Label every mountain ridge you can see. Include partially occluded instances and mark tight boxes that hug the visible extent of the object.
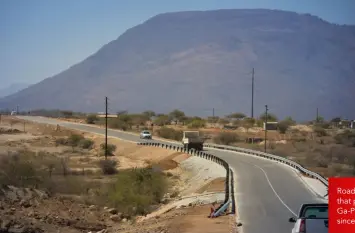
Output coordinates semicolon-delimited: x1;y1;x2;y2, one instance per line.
1;9;354;120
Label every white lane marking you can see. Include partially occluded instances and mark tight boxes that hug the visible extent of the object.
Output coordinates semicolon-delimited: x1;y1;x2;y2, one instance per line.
251;163;297;216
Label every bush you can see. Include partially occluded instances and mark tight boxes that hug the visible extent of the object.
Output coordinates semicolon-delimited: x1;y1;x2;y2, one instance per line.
187;119;206;129
213;132;239;145
334;130;355;147
100;143;117;156
98;159;118;175
156;127;182;141
278;120;291;134
79;138;94;149
106;167;168;216
314;127;327;137
86;114;99;124
109;119;130;131
55;137;68;146
68;133;85;147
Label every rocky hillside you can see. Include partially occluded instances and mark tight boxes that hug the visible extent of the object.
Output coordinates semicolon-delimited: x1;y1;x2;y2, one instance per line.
1;9;354;120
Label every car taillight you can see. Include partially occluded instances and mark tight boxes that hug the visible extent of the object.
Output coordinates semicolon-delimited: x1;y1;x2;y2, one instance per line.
298;219;305;233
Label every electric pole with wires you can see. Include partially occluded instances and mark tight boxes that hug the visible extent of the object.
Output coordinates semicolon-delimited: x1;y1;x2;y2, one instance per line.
264;105;268;153
105;97;108;160
251;68;254;119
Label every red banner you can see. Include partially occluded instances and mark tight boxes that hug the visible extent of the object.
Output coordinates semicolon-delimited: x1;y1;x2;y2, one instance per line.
329;177;355;233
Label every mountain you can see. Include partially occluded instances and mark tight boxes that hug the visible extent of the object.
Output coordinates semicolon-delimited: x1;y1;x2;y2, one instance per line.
0;83;31;98
1;9;354;120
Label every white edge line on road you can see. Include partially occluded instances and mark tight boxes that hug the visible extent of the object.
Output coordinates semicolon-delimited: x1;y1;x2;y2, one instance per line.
229;166;244;233
206;146;328;200
251;163;297;216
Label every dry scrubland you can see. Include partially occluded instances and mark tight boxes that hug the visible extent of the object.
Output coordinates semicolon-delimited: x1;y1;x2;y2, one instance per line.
55;111;355;178
0;116;232;233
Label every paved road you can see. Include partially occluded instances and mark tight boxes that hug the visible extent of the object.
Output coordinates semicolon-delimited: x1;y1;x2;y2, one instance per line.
18;116;324;233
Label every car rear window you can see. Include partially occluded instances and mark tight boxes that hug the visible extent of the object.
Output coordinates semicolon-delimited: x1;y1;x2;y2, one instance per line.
303;206;328;219
143;131;150;134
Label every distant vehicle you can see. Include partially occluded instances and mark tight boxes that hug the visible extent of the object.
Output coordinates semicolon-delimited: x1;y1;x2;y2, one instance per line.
182;131;204;150
10;111;17;116
140;130;152;139
289;203;328;233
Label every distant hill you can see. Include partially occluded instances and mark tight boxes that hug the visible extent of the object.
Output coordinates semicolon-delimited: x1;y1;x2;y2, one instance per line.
0;83;31;98
0;9;354;120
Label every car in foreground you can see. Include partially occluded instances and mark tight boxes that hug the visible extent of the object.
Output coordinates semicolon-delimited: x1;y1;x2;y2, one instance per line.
288;203;328;233
140;130;152;139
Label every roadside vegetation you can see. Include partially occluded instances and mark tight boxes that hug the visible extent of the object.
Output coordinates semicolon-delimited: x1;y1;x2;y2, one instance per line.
15;109;355;178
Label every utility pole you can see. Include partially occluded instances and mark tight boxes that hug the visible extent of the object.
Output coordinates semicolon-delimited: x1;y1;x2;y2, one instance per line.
316;107;319;123
212;108;215;118
264;105;268;153
16;105;19;114
251;68;254;119
105;97;108;160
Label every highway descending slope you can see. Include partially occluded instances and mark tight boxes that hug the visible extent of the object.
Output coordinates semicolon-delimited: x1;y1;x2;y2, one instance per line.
18;116;325;233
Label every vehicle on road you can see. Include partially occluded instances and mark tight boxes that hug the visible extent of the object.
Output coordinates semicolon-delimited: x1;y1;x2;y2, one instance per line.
182;131;204;150
289;203;328;233
140;130;152;139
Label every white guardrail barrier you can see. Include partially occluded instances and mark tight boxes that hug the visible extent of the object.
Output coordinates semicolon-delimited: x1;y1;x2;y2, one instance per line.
204;143;329;187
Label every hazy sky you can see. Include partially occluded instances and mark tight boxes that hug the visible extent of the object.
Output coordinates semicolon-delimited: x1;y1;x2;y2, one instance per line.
1;0;354;89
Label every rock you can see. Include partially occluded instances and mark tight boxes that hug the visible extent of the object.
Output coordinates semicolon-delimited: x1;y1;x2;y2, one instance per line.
121;218;127;223
109;215;121;222
103;207;109;210
107;208;117;214
20;200;31;208
89;205;96;210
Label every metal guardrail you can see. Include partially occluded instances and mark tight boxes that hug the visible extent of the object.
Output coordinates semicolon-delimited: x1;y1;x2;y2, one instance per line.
137;142;234;213
205;143;329;187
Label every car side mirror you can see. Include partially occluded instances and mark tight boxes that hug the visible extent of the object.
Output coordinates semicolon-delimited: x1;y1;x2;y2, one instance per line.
289;217;296;223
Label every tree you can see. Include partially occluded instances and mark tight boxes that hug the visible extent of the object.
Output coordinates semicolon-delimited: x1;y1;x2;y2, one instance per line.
330;117;341;123
284;116;296;125
168;109;185;122
226;112;246;119
241;117;255;131
218;118;230;125
187;119;206;129
316;116;324;123
61;111;73;118
154;115;170;126
86;114;99;124
278;121;291;134
259;113;278;122
207;116;219;123
142;111;156;119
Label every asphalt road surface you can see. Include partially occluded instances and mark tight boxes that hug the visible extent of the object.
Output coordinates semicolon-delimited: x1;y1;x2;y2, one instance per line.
18;116;325;233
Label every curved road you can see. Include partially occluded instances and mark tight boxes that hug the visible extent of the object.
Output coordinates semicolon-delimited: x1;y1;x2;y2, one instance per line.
18;116;325;233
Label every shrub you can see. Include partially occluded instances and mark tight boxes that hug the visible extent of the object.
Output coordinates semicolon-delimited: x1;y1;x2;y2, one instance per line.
68;133;85;147
109;119;129;131
100;143;117;156
278;120;291;134
106;167;168;216
98;159;118;175
55;137;68;146
213;132;239;145
314;127;327;137
156;127;182;141
79;138;94;149
187;119;206;129
334;130;355;147
86;114;99;124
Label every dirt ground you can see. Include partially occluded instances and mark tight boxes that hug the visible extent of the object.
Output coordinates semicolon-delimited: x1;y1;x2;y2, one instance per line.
0;116;233;233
